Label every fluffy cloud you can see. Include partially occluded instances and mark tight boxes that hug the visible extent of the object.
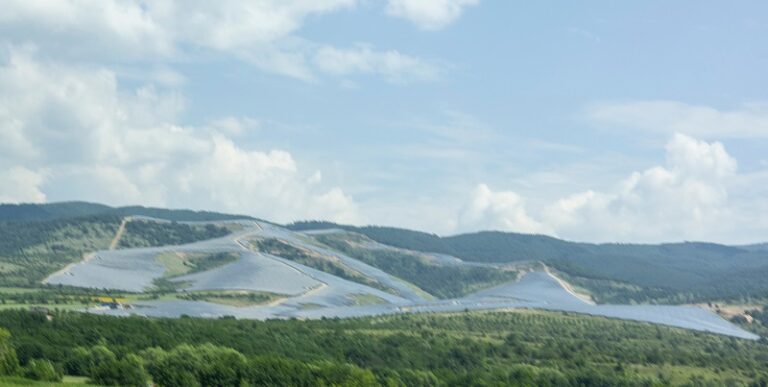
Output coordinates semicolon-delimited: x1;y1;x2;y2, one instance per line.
461;134;765;243
0;167;47;204
0;50;361;224
458;184;549;234
0;0;441;83
0;0;353;57
386;0;479;30
587;100;768;138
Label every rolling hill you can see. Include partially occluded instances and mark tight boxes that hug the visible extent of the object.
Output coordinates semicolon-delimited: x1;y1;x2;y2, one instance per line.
1;201;767;386
0;202;758;337
2;202;768;305
288;221;768;304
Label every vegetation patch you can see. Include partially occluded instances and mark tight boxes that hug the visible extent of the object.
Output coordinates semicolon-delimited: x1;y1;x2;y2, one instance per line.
314;233;518;299
154;251;239;278
252;238;396;295
348;293;388;306
0;216;120;287
177;290;280;307
0;263;23;274
117;220;232;249
298;302;324;310
739;304;768;337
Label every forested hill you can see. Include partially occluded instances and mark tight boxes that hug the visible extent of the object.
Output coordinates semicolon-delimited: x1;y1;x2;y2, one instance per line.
0;202;256;222
287;221;761;265
742;243;768;252
288;221;768;303
2;203;768;304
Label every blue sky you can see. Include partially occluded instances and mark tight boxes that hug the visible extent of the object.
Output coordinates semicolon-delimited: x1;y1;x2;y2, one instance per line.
0;1;767;243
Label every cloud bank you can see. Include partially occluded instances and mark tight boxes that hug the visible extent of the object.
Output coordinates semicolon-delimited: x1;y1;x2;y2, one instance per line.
458;133;767;243
0;0;445;83
0;50;360;224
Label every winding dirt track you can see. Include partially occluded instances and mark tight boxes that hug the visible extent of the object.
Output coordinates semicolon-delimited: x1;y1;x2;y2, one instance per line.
109;217;130;250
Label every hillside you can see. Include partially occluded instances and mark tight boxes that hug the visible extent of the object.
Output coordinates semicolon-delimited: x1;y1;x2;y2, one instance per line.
0;202;766;385
288;221;768;304
3;202;768;305
0;205;756;341
0;215;236;287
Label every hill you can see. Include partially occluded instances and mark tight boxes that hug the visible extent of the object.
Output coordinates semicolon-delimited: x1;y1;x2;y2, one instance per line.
0;202;768;304
288;221;768;304
2;201;767;305
0;201;765;387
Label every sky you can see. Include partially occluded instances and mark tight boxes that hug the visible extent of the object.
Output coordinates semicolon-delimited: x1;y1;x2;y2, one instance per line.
1;0;767;244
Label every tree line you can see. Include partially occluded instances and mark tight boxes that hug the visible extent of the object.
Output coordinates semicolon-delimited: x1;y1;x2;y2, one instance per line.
2;309;767;386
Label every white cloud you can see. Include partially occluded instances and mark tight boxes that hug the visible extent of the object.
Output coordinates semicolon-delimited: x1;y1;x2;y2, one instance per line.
0;0;353;58
458;184;549;234
314;44;440;83
0;167;46;204
47;165;151;206
542;134;741;242
0;50;361;224
314;45;440;83
664;133;736;178
458;134;768;243
0;1;439;83
587;100;768;138
386;0;479;30
210;116;262;136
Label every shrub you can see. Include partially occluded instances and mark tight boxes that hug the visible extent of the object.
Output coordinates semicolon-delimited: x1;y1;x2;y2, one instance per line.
23;359;61;382
0;328;20;376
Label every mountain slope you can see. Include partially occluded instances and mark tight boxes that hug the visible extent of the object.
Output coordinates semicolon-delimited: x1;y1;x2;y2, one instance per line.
288;221;768;303
2;202;768;304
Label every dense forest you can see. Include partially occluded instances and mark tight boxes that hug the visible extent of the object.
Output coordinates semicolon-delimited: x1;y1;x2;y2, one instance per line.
1;309;767;386
290;221;768;304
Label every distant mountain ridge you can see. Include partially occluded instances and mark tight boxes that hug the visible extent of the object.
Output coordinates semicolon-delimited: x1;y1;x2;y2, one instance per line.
0;201;257;222
742;243;768;252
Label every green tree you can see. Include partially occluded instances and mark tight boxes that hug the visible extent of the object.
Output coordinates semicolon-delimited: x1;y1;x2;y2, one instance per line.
22;359;61;382
149;344;203;387
64;347;91;376
0;328;20;376
91;354;149;387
